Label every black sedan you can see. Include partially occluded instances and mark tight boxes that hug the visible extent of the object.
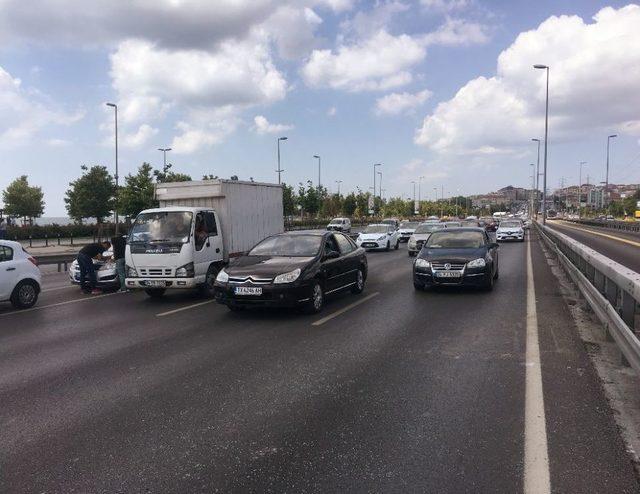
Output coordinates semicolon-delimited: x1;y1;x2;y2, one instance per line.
214;231;367;313
413;228;499;291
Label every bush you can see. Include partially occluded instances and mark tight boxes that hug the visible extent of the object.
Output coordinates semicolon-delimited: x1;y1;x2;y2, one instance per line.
5;222;126;240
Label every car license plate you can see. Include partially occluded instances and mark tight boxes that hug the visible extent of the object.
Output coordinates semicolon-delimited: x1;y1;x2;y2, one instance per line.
145;280;166;288
436;271;461;278
235;287;262;296
363;242;377;247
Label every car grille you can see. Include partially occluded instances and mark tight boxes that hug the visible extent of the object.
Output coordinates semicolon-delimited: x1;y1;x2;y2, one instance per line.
139;268;173;277
431;262;465;271
228;276;273;285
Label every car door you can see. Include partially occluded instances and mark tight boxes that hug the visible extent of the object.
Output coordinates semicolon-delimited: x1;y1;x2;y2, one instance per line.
388;225;399;246
334;233;359;284
321;234;346;292
485;232;498;275
0;245;19;301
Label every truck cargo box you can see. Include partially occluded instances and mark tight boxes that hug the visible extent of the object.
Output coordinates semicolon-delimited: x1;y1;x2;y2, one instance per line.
155;179;283;260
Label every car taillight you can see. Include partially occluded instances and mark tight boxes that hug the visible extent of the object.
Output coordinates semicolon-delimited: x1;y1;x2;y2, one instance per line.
28;257;38;266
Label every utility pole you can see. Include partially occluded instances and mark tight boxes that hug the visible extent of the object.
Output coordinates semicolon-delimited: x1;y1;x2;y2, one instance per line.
313;155;321;191
106;102;119;235
533;64;550;224
605;134;617;211
578;161;586;219
378;171;382;199
276;136;287;184
335;180;342;195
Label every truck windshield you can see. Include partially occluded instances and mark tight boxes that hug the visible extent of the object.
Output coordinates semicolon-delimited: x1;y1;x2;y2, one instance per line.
249;235;322;257
129;211;193;244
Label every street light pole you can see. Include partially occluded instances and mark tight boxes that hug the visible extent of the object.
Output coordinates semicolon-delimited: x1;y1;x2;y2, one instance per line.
373;163;381;215
531;138;541;219
377;171;382;200
313;155;321;191
335;180;342;195
533;64;549;225
605;134;617;209
529;163;535;220
411;181;416;215
578;161;586;219
106;102;119;235
276;136;288;184
158;147;172;169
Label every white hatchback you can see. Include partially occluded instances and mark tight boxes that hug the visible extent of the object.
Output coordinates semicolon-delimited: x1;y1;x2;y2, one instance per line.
356;224;400;251
0;240;42;309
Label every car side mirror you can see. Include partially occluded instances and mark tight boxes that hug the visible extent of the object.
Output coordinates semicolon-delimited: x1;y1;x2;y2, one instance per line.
324;251;339;260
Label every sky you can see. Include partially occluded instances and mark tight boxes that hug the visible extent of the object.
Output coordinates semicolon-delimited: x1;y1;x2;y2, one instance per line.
1;0;639;216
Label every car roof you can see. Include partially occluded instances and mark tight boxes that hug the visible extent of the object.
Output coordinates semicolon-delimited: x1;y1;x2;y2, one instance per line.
138;206;201;214
278;230;329;236
367;223;391;227
431;227;486;233
0;239;23;249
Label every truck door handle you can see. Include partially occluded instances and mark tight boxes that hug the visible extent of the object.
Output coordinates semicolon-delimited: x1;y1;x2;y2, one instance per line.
6;267;15;271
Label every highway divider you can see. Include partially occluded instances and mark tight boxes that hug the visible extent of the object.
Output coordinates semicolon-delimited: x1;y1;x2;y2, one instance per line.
535;221;640;373
564;218;640;233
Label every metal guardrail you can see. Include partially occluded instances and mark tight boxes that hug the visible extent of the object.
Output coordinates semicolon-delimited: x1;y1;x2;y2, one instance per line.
535;222;640;372
566;218;640;233
35;254;76;272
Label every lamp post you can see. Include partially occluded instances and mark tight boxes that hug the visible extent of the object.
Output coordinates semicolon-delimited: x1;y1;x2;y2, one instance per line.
533;64;549;224
335;180;342;195
529;163;535;220
418;175;424;207
373;163;381;215
313;155;321;191
578;161;586;219
158;147;171;169
411;181;416;215
531;138;541;219
377;171;382;199
276;136;287;184
605;134;617;209
106;102;119;235
381;188;386;200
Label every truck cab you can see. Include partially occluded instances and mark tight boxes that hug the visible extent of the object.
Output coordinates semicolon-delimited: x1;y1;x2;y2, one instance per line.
125;207;223;296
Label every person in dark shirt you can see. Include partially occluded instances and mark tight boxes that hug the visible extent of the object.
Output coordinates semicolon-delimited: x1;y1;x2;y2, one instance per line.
110;236;127;292
77;241;111;294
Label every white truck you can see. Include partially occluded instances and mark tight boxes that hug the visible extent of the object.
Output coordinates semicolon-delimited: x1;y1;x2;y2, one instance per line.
125;179;284;297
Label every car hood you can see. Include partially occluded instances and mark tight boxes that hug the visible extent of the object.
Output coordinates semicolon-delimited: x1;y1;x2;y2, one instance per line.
410;233;432;241
399;228;415;233
226;256;315;277
358;233;389;240
497;226;523;232
419;247;487;263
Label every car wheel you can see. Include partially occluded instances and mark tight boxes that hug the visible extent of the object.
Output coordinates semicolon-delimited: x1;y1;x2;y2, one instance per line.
351;268;365;294
493;264;499;280
10;279;39;309
304;281;324;314
385;241;390;252
408;251;415;257
394;239;399;250
413;282;424;291
199;264;220;297
145;288;166;298
484;272;494;291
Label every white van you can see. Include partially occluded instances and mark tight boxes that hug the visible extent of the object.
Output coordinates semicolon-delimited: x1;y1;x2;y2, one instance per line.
125;179;284;297
326;217;351;233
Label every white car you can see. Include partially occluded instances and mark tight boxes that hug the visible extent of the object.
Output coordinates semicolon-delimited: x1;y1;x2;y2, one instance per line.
356;224;400;251
69;247;119;289
326;217;351;233
398;221;419;243
407;223;445;256
0;240;41;309
496;220;525;242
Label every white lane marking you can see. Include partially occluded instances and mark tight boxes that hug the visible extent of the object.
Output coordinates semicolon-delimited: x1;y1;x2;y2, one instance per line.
312;292;379;326
524;232;551;494
156;299;216;317
42;285;77;293
0;291;123;317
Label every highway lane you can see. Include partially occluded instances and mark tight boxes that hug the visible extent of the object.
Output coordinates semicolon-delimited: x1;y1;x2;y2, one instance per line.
546;220;640;273
1;239;638;493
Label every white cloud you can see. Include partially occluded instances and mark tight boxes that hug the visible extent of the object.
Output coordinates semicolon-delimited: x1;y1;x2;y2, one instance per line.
45;138;71;147
263;6;323;60
375;88;432;115
171;107;241;154
327;106;337;117
394;158;449;189
420;0;470;12
0;65;83;148
416;5;640;156
301;30;427;91
122;124;159;149
422;18;489;46
253;115;294;135
317;0;356;12
340;1;410;38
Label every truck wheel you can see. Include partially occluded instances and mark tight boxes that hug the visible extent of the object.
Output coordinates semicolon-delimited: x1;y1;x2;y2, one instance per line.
10;279;39;309
145;288;166;298
304;281;324;314
199;264;220;297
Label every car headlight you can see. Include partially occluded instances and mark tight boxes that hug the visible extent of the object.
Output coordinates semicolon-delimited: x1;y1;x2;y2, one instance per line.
415;259;431;269
215;269;229;283
175;262;195;278
467;258;486;268
126;265;137;277
273;268;301;284
98;262;113;271
377;235;386;241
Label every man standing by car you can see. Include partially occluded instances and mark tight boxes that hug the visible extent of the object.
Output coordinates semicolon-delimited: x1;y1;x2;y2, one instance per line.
77;240;111;294
111;235;127;292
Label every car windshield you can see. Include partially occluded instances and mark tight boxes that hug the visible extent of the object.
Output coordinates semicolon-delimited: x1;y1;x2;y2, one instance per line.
400;222;418;229
364;225;389;234
415;224;444;234
381;220;396;225
425;231;485;249
500;221;522;228
129;211;193;243
329;219;344;224
249;235;322;257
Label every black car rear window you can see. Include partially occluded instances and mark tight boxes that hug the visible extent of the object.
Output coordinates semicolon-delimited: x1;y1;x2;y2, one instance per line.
249;235;322;257
425;231;485;249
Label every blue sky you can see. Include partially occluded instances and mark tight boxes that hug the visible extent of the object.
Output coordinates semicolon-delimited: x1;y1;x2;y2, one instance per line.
1;0;639;216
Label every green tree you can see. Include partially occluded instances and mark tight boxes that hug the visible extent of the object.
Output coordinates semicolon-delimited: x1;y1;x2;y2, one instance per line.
343;192;357;216
118;163;157;218
2;175;45;224
65;165;114;223
282;183;296;216
298;181;321;216
154;163;192;183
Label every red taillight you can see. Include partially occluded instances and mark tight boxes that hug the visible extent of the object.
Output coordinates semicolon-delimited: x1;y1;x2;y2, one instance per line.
28;257;38;266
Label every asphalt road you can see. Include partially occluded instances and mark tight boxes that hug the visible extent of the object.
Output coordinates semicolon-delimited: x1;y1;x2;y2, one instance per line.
546;220;640;274
1;235;638;493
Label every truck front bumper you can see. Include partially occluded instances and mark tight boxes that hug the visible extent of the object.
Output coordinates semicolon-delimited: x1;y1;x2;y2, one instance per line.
125;277;199;289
